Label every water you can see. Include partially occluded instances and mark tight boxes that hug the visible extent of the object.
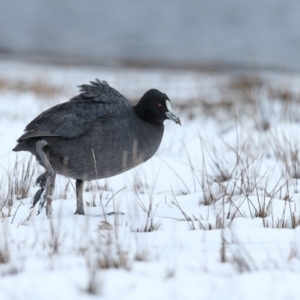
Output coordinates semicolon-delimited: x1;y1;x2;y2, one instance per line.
1;0;300;70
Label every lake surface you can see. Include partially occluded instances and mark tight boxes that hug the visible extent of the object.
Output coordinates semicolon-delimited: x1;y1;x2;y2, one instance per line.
0;1;300;70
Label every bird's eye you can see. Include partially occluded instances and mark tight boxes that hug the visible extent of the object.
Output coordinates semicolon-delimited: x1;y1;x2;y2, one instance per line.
157;103;162;107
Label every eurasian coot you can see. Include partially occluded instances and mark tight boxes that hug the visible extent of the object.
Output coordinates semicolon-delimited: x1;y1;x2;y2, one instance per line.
13;79;180;217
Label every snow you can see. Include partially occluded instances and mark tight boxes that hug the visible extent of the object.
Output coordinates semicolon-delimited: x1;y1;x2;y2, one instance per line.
1;60;300;299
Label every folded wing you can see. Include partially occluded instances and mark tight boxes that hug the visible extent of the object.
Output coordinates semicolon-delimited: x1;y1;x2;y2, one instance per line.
17;79;132;141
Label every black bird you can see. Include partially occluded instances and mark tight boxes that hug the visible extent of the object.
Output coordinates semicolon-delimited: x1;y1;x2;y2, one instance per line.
13;79;180;217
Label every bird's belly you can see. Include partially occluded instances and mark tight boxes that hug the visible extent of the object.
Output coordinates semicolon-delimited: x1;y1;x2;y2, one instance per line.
47;135;158;181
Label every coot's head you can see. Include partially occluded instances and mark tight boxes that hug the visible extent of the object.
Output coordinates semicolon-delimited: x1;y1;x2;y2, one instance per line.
134;89;181;125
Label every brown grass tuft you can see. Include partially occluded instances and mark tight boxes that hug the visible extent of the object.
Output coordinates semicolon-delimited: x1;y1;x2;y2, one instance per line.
0;78;64;96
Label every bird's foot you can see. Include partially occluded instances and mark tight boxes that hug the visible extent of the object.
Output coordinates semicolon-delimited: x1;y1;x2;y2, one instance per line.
36;173;47;186
31;172;54;216
31;173;47;210
74;206;85;215
107;212;125;215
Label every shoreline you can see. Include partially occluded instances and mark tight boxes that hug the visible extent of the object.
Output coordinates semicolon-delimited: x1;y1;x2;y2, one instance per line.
0;52;297;74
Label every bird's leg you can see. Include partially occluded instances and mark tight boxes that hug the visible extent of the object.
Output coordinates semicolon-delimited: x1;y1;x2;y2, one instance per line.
74;179;85;215
35;140;56;218
45;172;55;217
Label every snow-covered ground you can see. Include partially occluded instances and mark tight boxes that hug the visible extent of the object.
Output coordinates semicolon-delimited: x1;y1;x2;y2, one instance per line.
1;61;300;299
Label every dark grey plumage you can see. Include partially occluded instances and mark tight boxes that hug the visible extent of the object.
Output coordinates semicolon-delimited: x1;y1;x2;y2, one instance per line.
13;79;180;216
